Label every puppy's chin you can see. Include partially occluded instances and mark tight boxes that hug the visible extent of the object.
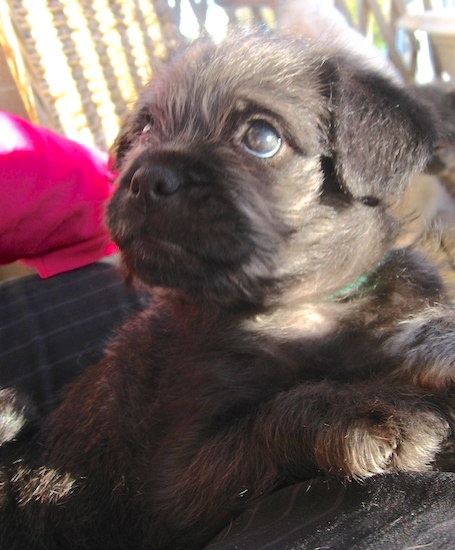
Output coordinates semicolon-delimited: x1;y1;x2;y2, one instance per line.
118;248;278;313
117;237;201;289
110;221;279;311
117;236;218;292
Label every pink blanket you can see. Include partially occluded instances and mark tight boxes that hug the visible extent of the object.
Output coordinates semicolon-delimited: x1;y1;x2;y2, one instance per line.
0;112;117;278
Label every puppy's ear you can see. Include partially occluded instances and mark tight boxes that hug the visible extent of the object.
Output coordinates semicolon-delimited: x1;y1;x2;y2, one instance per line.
407;84;455;146
323;59;438;204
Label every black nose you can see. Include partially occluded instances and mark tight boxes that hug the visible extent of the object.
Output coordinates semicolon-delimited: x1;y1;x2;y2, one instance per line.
129;165;182;211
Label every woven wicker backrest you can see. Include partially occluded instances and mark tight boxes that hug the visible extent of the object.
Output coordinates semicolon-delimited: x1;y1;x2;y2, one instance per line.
4;0;183;150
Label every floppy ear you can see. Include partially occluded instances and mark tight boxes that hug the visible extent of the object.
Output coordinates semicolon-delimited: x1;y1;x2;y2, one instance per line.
324;59;438;204
407;84;455;146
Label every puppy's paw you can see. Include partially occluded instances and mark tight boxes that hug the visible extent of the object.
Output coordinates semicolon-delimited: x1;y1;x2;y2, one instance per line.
313;403;450;479
0;388;39;447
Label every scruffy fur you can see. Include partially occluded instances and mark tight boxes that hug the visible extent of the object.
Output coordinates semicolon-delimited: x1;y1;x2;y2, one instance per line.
2;32;455;549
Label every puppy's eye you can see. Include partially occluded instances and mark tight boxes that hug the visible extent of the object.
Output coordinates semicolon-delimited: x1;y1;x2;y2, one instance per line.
141;122;152;144
242;120;282;158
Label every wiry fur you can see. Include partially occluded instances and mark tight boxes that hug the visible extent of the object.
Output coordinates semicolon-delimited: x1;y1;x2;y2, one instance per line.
1;31;455;549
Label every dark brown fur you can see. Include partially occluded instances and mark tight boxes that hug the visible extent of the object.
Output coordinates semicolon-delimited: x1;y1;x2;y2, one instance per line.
2;31;455;549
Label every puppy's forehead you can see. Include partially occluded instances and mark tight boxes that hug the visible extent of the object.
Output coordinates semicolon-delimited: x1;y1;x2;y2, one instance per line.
141;33;329;143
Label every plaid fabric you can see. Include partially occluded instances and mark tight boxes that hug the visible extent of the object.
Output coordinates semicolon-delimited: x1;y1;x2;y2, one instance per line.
0;262;146;413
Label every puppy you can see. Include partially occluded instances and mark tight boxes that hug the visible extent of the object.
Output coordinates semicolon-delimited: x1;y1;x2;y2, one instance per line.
1;31;455;550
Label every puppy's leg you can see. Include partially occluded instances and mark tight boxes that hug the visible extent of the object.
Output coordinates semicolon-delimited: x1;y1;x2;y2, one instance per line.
150;382;449;545
0;388;39;448
382;311;455;469
256;382;450;479
385;309;455;391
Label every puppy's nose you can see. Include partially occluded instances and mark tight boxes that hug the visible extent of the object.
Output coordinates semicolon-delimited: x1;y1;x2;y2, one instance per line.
129;166;182;210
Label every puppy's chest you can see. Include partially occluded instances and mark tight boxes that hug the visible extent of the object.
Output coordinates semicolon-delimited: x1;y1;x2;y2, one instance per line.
282;330;394;383
141;309;391;397
130;296;439;420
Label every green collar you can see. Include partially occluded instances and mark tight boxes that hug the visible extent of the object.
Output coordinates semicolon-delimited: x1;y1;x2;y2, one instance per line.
325;252;395;301
326;273;373;301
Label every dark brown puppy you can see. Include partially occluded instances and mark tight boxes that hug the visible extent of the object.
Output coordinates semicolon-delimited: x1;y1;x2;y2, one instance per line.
1;31;455;550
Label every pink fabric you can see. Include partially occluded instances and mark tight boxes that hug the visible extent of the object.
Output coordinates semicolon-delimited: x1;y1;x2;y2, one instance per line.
0;112;117;278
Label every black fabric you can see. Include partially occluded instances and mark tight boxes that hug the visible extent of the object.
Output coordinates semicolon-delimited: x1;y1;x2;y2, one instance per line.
0;262;146;413
207;471;455;549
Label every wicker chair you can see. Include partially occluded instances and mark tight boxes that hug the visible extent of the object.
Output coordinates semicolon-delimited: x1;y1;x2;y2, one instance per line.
0;0;183;150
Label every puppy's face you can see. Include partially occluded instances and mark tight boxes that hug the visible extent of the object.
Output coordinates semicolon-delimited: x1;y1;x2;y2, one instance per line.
107;32;436;311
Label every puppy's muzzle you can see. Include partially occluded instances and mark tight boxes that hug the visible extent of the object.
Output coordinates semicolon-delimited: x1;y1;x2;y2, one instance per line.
129;165;182;212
